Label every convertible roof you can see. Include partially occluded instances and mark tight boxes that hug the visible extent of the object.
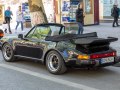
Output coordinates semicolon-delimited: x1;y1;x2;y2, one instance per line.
45;32;98;42
36;23;64;27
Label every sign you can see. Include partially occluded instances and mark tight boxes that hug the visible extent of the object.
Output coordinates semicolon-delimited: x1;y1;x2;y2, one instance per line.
61;0;70;22
22;3;31;21
69;1;79;22
61;0;80;22
101;57;114;64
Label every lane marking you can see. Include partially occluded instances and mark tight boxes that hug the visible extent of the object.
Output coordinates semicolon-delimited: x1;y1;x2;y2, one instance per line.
0;63;99;90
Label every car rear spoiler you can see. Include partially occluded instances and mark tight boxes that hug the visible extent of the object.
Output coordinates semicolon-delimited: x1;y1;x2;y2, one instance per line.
74;37;118;45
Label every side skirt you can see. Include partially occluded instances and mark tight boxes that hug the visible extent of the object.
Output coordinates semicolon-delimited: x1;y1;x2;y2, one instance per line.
14;55;44;62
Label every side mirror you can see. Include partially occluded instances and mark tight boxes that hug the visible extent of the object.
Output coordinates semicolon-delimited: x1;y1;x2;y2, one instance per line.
18;34;23;39
0;29;4;39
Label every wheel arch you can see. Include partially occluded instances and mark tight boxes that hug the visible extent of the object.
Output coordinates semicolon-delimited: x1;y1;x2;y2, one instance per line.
1;42;15;62
2;42;15;53
2;42;12;48
43;49;65;65
2;42;10;48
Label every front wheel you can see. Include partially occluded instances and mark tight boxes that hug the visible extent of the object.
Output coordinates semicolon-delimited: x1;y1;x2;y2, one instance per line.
46;51;67;74
2;43;15;62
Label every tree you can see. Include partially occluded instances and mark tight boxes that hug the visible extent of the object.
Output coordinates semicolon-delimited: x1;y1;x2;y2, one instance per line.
28;0;48;25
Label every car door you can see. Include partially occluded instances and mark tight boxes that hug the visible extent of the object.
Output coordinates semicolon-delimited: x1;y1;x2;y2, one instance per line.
14;26;51;59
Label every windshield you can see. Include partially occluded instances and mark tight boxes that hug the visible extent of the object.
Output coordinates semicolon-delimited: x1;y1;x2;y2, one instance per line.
25;24;65;39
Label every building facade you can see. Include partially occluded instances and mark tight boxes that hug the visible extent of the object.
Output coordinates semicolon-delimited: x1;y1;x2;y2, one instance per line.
0;0;100;25
54;0;99;25
99;0;120;19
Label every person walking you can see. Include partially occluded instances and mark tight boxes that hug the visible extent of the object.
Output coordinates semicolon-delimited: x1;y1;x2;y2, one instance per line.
4;6;13;34
76;3;85;34
111;5;119;27
15;6;24;33
119;7;120;17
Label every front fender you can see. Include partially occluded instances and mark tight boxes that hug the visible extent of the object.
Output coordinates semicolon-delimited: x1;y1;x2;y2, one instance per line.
1;38;17;51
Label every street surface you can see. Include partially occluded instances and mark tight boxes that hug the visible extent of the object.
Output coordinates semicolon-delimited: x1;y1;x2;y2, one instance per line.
0;23;120;90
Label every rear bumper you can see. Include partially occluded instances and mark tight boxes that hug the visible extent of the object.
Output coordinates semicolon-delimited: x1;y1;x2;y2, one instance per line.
66;57;120;67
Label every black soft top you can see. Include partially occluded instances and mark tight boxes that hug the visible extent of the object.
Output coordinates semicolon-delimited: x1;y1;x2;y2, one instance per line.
45;32;97;42
36;23;64;27
45;32;118;45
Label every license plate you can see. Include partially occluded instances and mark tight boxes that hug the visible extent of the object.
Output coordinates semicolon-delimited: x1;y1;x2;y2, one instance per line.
101;57;114;64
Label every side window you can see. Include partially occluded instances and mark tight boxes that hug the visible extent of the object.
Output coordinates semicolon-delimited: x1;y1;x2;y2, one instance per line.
26;26;51;39
50;26;65;36
50;26;60;36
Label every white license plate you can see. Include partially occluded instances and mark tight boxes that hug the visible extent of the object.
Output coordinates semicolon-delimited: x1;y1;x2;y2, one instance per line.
101;57;114;64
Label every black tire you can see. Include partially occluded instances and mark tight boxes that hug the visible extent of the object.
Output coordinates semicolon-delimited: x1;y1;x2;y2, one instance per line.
2;43;15;62
46;51;67;74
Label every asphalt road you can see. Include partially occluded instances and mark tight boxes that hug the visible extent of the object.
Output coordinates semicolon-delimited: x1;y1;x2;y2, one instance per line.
0;51;120;90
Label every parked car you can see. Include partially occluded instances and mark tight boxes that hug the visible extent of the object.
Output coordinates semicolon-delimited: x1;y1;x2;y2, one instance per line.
0;23;119;74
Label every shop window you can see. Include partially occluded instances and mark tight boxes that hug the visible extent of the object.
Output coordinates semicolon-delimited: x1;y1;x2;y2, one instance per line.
85;0;93;14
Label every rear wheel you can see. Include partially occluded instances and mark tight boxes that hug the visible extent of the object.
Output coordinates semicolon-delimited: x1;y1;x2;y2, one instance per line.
46;51;67;74
2;43;15;62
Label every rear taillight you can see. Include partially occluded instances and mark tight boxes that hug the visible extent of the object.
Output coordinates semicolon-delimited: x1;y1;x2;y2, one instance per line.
90;52;116;59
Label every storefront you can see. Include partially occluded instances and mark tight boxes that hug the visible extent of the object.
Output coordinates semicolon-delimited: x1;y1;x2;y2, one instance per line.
99;0;120;19
54;0;99;25
1;0;99;25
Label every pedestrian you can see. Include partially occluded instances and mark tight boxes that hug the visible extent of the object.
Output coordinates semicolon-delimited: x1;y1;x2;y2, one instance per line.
4;6;13;34
111;4;119;27
76;3;85;34
119;8;120;16
15;6;24;33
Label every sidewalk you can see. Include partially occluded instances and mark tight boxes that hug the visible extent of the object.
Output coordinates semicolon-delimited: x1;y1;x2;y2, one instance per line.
0;22;31;36
84;23;120;56
100;18;120;23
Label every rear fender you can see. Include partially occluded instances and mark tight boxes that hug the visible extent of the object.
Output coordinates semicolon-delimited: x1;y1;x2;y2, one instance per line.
43;49;67;65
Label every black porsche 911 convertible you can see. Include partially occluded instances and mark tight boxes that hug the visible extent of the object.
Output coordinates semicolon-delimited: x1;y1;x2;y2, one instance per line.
0;23;119;74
